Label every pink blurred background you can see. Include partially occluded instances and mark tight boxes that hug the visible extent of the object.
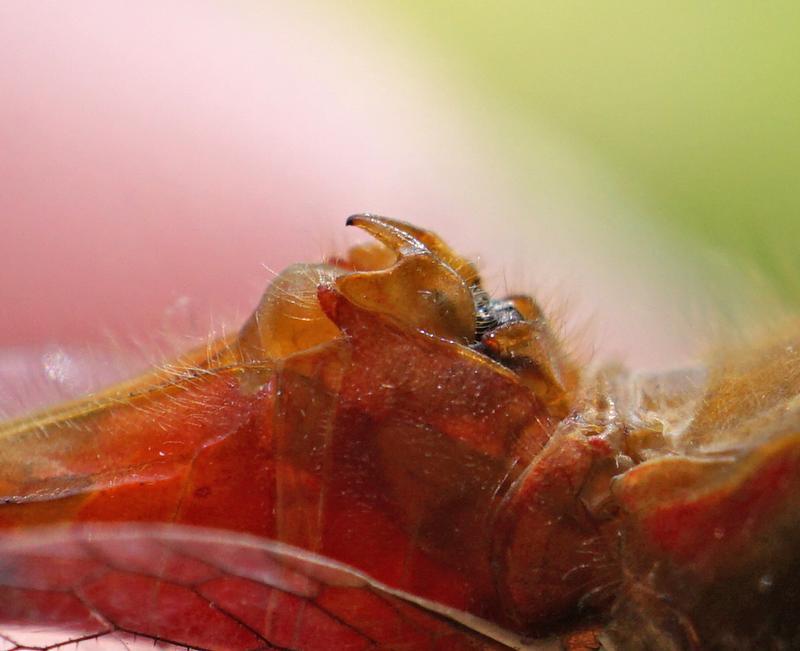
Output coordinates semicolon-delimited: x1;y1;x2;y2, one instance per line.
1;2;483;344
0;2;695;413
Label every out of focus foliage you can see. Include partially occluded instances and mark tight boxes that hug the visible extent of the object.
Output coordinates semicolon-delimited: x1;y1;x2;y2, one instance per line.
358;2;800;301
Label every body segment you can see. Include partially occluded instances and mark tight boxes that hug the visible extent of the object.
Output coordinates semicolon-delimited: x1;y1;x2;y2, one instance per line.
0;217;797;649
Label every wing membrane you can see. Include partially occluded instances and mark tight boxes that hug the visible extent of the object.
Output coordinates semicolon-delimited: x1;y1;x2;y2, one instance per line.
0;524;531;650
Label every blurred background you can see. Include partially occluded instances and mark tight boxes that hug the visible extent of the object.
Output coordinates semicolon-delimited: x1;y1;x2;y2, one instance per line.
1;2;798;409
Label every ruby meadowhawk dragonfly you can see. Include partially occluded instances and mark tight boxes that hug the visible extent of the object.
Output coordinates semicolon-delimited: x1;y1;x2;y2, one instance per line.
0;216;798;650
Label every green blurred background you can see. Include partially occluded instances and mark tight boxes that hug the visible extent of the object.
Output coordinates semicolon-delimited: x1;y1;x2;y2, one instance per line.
356;1;800;301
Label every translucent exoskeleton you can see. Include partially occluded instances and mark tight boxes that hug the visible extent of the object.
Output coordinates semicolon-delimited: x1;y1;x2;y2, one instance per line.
0;216;798;650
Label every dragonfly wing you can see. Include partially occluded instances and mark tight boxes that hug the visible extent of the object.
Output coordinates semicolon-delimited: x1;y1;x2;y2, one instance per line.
0;524;538;650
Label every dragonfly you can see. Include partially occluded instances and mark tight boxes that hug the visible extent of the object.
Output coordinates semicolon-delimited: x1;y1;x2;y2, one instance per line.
0;215;798;650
